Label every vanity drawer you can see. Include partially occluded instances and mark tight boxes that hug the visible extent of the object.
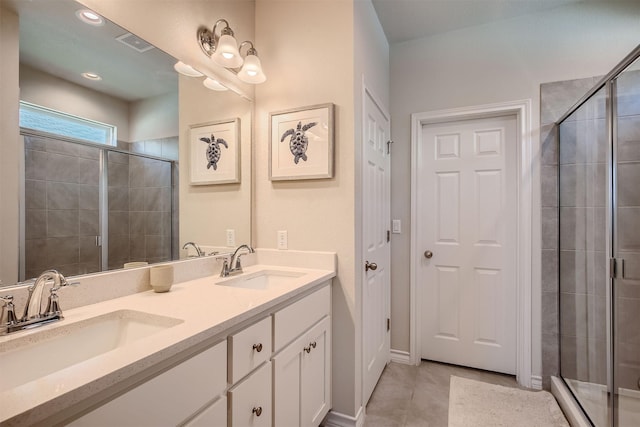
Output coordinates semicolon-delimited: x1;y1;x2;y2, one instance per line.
229;316;272;383
229;361;272;427
273;284;330;352
69;340;227;427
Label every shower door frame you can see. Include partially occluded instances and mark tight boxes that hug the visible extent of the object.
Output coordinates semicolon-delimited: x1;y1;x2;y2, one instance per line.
556;43;640;427
19;129;177;281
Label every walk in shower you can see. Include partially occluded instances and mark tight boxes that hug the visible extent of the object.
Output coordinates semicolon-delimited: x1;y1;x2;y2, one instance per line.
557;46;640;426
21;131;178;281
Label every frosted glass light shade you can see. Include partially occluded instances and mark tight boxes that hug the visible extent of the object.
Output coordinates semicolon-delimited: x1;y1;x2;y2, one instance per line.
211;34;242;68
174;61;203;77
203;77;228;91
237;54;266;84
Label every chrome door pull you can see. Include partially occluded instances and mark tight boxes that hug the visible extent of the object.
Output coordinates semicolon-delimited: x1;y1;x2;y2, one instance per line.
424;250;433;259
365;261;378;271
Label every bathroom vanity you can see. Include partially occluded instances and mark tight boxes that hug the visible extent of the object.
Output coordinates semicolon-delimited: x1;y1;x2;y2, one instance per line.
0;250;335;427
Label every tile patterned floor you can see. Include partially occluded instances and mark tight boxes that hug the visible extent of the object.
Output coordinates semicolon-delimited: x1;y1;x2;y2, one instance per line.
363;360;519;427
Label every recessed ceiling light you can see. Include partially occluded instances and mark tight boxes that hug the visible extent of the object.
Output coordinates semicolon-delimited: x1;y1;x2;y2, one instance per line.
82;72;102;81
76;9;104;26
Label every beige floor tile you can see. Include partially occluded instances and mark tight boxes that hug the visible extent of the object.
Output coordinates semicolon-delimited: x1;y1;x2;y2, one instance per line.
363;361;519;427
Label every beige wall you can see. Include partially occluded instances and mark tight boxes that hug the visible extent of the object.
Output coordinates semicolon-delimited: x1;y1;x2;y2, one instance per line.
0;6;20;285
19;64;131;142
130;91;179;142
254;0;362;417
179;75;252;248
389;1;640;379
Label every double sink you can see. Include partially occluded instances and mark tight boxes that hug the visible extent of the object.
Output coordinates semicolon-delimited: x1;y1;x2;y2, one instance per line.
0;269;304;395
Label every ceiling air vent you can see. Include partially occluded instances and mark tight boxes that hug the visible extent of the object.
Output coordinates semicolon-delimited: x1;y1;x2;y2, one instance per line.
116;33;155;53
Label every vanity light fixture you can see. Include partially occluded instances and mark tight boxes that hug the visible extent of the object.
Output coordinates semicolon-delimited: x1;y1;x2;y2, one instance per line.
81;72;102;81
75;9;104;26
197;19;266;84
174;61;203;77
198;19;242;68
203;77;228;91
237;41;266;84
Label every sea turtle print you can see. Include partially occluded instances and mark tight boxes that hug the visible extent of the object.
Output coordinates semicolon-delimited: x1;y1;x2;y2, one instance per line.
200;134;228;170
280;121;317;164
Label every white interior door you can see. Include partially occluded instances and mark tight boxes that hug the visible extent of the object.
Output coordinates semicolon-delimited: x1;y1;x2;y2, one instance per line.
362;89;391;404
419;115;517;374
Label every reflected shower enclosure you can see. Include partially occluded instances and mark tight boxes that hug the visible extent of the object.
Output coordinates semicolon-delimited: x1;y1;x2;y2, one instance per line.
557;46;640;427
21;132;178;280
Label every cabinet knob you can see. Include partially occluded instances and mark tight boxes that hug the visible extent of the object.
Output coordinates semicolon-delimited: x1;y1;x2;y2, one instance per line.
424;250;433;259
365;261;378;272
252;406;263;417
304;345;311;353
310;341;317;349
253;343;263;352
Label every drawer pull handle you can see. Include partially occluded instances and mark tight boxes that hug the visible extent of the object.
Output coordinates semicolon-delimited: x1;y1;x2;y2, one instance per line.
253;343;263;352
252;406;263;416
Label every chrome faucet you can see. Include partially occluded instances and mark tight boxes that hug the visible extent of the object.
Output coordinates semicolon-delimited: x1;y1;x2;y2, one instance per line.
0;270;78;335
182;241;205;257
220;244;255;277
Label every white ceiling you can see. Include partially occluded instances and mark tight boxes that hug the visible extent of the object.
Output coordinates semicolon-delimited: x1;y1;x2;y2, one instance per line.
371;0;583;44
5;0;177;102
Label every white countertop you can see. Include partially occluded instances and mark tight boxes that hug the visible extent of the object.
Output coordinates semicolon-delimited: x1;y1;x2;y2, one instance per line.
0;263;335;426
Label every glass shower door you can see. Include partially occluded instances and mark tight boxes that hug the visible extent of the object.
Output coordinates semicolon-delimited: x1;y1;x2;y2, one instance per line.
558;85;611;426
613;58;640;427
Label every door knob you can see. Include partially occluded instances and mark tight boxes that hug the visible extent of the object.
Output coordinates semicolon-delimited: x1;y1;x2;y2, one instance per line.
365;261;378;271
424;250;433;259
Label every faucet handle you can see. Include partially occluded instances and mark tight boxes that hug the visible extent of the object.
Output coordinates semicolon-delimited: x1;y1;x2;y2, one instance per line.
220;259;231;277
0;295;18;325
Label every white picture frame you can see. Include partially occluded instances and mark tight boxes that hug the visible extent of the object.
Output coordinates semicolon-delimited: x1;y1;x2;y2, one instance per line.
189;118;240;185
269;103;334;181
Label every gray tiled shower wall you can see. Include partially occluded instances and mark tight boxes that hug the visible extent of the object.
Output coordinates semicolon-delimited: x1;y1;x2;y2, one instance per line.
24;135;178;278
540;71;640;391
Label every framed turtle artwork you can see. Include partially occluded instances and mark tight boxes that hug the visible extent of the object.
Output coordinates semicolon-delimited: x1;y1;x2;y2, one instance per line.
269;103;334;181
189;118;240;185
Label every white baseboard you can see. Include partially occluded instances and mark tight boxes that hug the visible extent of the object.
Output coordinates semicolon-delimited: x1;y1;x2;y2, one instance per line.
390;349;411;364
323;406;365;427
531;375;543;390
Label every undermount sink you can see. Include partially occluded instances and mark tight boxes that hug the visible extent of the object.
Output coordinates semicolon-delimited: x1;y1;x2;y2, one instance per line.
217;270;305;290
0;310;182;392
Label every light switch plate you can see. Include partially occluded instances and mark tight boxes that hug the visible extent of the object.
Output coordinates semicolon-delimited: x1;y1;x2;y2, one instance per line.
392;220;401;234
277;230;288;250
226;229;236;247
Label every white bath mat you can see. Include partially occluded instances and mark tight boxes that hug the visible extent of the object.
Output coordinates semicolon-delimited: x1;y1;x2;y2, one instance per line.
448;376;569;427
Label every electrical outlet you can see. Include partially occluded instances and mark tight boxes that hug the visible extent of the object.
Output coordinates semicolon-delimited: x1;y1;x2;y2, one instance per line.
277;230;288;250
226;229;236;247
392;219;402;234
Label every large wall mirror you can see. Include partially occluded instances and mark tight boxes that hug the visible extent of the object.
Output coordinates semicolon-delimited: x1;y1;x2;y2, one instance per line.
1;0;253;286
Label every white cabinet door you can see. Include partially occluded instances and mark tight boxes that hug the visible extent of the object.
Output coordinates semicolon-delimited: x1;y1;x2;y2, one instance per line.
69;341;227;427
273;316;331;427
301;316;331;427
182;396;227;427
273;332;303;426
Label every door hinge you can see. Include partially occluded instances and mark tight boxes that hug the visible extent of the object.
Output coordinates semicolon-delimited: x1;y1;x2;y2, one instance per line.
387;230;390;242
610;258;625;279
95;236;102;247
386;140;394;154
387;318;390;332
